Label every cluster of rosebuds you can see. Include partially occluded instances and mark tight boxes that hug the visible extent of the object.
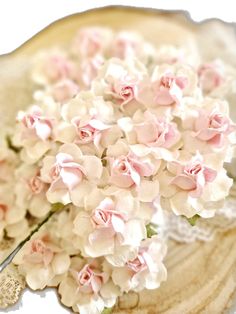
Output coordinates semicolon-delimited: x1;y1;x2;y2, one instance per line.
0;27;235;314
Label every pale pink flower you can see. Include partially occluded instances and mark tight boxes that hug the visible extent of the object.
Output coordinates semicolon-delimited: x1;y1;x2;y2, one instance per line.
28;173;45;195
40;143;103;206
72;27;112;58
51;79;79;103
126;251;148;273
193;109;235;148
112;32;140;59
72;263;108;294
49;152;86;191
31;50;77;86
90;198;126;232
73;198;127;257
111;31;155;63
72;117;110;147
170;154;217;198
109;153;155;188
79;55;104;88
61;91;115;126
159;162;233;218
112;236;167;292
73;197;146;263
43;54;75;83
59;257;120;314
198;62;224;93
138;64;198;111
24;235;55;267
92;58;148;112
15;233;71;290
110;75;139;107
18;105;53;141
153;72;188;106
14;164;50;218
135;111;180;148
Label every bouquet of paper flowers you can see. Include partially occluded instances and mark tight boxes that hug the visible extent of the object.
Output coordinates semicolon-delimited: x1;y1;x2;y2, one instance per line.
0;27;235;314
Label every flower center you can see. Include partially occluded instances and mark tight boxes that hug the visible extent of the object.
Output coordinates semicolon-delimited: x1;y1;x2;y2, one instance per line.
185;163;202;176
29;175;44;194
79;270;91;285
78;128;94;141
91;209;111;227
160;75;174;88
50;164;61;180
118;161;128;172
209;113;224;129
127;254;147;273
23;114;38;129
120;86;133;99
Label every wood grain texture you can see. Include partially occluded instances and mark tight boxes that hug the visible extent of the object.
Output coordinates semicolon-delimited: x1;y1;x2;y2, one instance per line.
0;6;236;314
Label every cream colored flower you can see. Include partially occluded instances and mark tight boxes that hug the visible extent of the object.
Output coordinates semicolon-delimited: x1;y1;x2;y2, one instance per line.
40;143;103;206
31;49;77;86
15;232;70;290
14;164;51;218
59;257;120;314
73;195;146;266
112;236;167;292
159;153;233;218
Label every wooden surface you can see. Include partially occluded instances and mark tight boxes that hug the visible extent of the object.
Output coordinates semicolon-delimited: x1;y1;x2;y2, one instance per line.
0;6;236;314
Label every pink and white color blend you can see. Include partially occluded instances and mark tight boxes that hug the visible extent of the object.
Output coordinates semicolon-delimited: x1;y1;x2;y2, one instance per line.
1;27;236;314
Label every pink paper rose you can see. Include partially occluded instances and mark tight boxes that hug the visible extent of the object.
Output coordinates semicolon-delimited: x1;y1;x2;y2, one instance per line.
74;198;127;258
112;236;167;292
111;31;155;63
73;197;146;262
52;79;79;103
80;55;104;88
170;155;217;198
40;144;103;205
90;197;126;233
109;75;139;107
28;172;45;195
72;263;108;294
19;105;53;141
126;251;148;273
135;111;180;148
24;235;55;267
198;62;224;93
59;257;119;314
48;152;86;194
16;233;70;290
73;27;111;58
44;54;75;83
110;153;155;188
193;109;235;147
112;32;140;59
153;72;188;106
14;164;51;218
72;117;109;147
